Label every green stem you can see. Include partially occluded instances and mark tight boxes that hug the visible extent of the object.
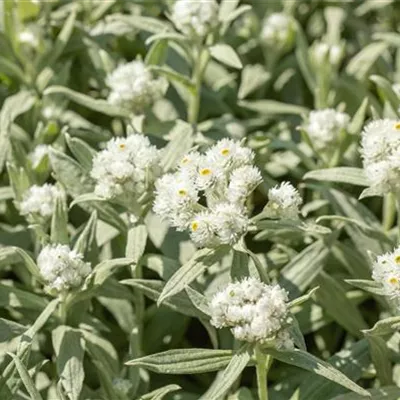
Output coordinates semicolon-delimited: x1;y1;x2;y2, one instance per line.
188;46;209;127
255;346;271;400
58;292;68;325
396;194;400;244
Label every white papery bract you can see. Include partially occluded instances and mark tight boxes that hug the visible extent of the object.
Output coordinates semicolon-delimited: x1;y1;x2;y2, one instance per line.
361;119;400;194
210;277;293;347
265;182;302;219
37;244;91;292
171;0;219;39
153;139;261;248
372;247;400;301
106;60;165;114
304;109;350;150
91;134;161;202
260;13;295;51
20;184;61;219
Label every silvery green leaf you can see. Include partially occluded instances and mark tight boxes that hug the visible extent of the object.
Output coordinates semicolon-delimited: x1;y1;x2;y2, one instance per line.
209;44;243;69
0;186;13;201
52;326;85;400
65;135;96;173
122;279;206;319
126;348;234;374
220;5;252;24
289;286;319;308
7;353;43;400
365;335;392;386
363;316;400;337
348;98;369;135
201;345;252;399
150;66;195;93
108;14;171;34
345;279;385;296
73;210;98;258
51;193;69;245
332;386;400;400
0;91;36;174
0;247;41;281
280;240;331;298
139;384;181;400
238;64;271;100
314;272;368;337
239;99;309;116
304;168;369;187
157;246;229;305
126;224;147;264
92;258;135;286
145;39;168;66
263;348;370;397
43;86;130;118
359;186;381;199
185;286;211;316
346;42;389;80
142;254;180;281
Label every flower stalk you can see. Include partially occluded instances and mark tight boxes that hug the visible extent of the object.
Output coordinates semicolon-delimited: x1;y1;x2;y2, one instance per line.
255;346;272;400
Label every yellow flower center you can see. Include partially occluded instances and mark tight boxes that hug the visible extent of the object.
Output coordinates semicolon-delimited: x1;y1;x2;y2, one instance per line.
395;255;400;264
178;189;187;196
221;148;230;156
389;277;399;285
191;221;199;231
200;168;212;176
118;143;126;150
395;122;400;130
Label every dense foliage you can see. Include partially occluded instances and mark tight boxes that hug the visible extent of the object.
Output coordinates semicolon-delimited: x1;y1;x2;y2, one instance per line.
1;0;400;399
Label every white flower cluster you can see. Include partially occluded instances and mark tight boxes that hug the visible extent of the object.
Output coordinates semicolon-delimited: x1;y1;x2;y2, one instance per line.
171;0;219;38
304;109;350;150
264;182;302;219
361;119;400;194
91;134;161;200
20;184;61;219
37;244;91;292
372;247;400;301
153;139;262;248
106;60;165;114
260;13;295;50
210;277;293;347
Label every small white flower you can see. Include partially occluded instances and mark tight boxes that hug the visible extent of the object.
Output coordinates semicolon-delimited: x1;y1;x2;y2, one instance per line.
210;277;292;346
310;41;345;68
265;182;302;219
260;13;295;51
189;211;219;248
37;244;91;292
20;184;61;219
18;29;39;48
171;0;219;38
227;165;262;205
106;60;166;114
91;134;161;201
361;119;400;194
304;109;350;150
372;247;400;301
29;145;49;168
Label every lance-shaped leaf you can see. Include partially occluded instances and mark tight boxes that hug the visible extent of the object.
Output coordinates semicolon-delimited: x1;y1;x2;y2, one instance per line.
209;44;243;69
345;279;385;296
52;326;85;400
263;348;370;397
363;316;400;337
51;193;69;245
365;334;392;386
304;168;369;187
139;384;181;400
0;319;26;343
92;258;135;287
157;246;229;305
126;348;234;374
126;224;147;264
200;345;252;399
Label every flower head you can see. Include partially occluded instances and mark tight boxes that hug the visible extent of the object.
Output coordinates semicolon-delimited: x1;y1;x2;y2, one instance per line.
91;134;161;201
37;244;91;292
153;139;260;248
171;0;219;39
20;184;61;219
361;119;400;194
304;109;350;150
372;247;400;301
265;182;302;219
260;13;295;51
106;60;166;114
210;277;293;347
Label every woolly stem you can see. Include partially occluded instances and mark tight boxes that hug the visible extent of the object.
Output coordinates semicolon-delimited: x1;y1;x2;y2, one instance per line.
255;346;271;400
58;292;68;325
